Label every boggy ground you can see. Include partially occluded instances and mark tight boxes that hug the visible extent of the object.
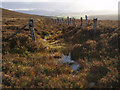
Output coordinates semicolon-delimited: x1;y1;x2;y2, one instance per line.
2;8;120;88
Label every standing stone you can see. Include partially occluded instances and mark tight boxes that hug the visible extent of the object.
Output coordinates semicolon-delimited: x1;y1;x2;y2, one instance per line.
73;17;76;27
85;15;88;27
59;18;61;24
50;18;52;23
80;17;83;27
29;18;35;41
57;18;59;24
67;16;69;25
54;19;56;24
93;18;98;39
51;19;54;23
61;18;64;25
69;18;72;25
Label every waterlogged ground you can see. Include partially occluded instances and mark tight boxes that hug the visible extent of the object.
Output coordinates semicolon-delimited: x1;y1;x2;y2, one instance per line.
45;38;80;71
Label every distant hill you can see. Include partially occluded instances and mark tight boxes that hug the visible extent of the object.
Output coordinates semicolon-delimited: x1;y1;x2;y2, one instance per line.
89;15;118;20
2;8;118;20
2;8;45;19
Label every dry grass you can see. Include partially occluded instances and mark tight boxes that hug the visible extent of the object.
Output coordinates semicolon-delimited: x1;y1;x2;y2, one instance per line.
2;8;120;88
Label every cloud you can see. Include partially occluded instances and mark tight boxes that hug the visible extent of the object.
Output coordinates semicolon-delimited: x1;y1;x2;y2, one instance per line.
8;8;35;11
3;0;74;2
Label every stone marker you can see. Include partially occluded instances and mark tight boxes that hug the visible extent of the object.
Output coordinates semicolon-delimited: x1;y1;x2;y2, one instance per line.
93;18;98;39
80;17;83;27
61;18;64;24
54;19;56;24
29;18;35;41
59;18;61;24
70;18;72;25
67;16;69;25
85;15;88;26
57;18;59;24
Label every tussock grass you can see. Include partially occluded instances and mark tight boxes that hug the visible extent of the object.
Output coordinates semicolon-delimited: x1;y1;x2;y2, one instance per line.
2;8;119;88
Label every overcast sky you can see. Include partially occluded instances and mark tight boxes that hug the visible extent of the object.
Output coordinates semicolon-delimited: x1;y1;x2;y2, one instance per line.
2;0;119;16
2;0;119;11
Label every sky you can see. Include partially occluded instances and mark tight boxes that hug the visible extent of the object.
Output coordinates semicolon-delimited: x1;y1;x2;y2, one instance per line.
1;0;119;17
2;0;119;11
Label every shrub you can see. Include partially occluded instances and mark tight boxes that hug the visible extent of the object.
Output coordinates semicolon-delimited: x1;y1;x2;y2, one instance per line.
87;61;108;83
71;40;98;61
3;33;46;54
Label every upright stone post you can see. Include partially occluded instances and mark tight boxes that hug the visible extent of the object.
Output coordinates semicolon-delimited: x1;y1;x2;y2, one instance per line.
72;18;73;26
67;16;69;25
57;18;59;25
61;18;64;25
85;15;88;27
29;18;35;41
70;18;71;25
73;17;76;27
54;19;56;24
80;17;83;27
59;18;61;24
50;18;52;23
51;18;54;24
93;18;98;39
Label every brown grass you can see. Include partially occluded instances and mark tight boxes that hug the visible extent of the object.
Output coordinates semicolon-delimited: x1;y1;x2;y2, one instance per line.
2;8;119;88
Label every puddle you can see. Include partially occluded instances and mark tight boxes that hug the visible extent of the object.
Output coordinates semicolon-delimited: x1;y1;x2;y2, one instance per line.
61;53;75;63
69;63;80;71
43;39;46;42
61;52;80;71
48;40;80;71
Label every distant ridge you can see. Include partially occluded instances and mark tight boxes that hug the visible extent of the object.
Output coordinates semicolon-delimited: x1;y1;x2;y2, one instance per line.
89;15;118;20
2;8;45;18
1;8;118;20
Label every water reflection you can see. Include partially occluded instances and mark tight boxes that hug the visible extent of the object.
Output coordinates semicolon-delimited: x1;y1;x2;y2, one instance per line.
61;52;80;71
